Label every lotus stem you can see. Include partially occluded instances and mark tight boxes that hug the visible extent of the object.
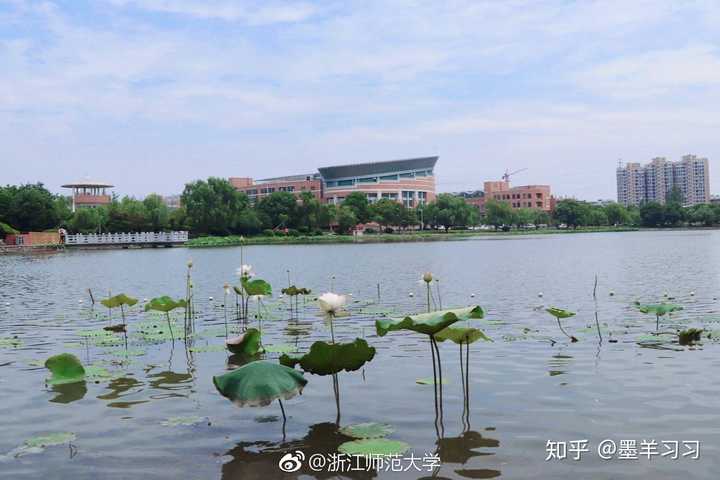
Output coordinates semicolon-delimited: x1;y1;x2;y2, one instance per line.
426;283;431;313
377;283;381;302
165;312;174;342
329;313;336;343
459;340;466;427
556;317;575;342
88;288;95;306
333;373;341;425
595;311;602;343
436;280;442;310
223;291;228;339
278;398;287;423
656;314;660;331
430;336;439;436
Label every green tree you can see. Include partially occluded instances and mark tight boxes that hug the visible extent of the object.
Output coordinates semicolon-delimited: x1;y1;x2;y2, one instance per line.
604;202;630;226
532;209;551;228
399;207;419;230
256;191;298;230
639;202;665;227
370;198;403;230
553;199;590;229
68;207;103;233
688;204;716;226
181;178;249;235
424;194;477;231
342;192;371;224
513;208;534;229
0;183;63;231
143;194;170;231
335;206;357;234
483;199;514;230
296;191;322;232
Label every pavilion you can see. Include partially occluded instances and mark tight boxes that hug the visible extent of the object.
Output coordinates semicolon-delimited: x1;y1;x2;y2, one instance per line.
61;179;114;212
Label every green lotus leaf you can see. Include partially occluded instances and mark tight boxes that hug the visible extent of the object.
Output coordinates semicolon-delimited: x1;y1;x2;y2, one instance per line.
0;336;22;348
213;361;307;407
283;338;376;376
226;328;263;356
338;439;411;456
278;353;303;369
101;293;138;309
263;344;296;354
637;303;683;316
435;327;491;345
281;285;311;296
546;307;576;319
242;278;272;297
24;432;76;448
45;353;86;385
376;306;484;337
416;377;449;385
340;423;395;439
144;296;187;313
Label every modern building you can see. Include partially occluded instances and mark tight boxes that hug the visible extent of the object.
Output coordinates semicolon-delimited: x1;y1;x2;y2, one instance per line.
229;174;322;203
318;156;437;208
230;156;438;207
617;155;710;207
61;179;113;212
460;180;553;213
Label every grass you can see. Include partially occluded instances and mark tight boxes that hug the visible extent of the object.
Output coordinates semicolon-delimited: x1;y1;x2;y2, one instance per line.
186;226;639;248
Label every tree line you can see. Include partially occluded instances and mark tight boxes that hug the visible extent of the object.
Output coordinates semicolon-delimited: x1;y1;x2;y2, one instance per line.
2;179;720;235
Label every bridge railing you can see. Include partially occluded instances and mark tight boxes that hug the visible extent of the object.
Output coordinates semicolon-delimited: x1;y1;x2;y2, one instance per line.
64;231;188;245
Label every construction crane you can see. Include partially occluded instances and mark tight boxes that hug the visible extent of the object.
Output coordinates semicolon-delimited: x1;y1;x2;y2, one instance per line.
502;168;527;183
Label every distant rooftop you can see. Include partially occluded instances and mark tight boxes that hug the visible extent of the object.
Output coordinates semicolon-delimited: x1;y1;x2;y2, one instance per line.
61;179;114;188
256;173;320;184
318;156;438;180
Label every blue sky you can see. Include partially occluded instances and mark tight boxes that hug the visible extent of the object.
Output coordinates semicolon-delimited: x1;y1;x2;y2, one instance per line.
2;0;719;200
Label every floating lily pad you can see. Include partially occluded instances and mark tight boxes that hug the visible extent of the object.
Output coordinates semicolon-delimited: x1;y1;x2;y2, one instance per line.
24;432;76;448
340;423;394;439
103;348;146;357
161;416;208;427
62;342;83;349
188;345;226;353
338;438;410;456
416;377;449;385
45;353;86;385
263;344;296;354
0;337;22;348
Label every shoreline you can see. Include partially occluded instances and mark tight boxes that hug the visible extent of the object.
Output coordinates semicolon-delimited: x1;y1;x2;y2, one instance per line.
186;227;641;248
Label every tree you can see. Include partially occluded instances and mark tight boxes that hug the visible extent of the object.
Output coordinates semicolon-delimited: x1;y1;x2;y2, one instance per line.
143;194;170;231
399;207;419;230
586;206;608;226
182;178;249;235
370;198;403;230
424;194;477;230
604;202;630;226
335;206;357;234
342;192;371;224
639;202;665;227
296;191;322;232
256;191;298;230
553;199;590;229
532;209;551;228
483;199;514;230
688;204;716;226
0;183;64;231
513;208;534;229
68;207;103;233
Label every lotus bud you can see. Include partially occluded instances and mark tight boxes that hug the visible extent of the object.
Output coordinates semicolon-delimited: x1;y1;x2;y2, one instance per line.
470;293;475;298
223;283;230;295
422;272;433;283
209;296;213;301
187;260;193;268
690;291;695;296
409;292;414;297
538;292;543;298
663;292;668;297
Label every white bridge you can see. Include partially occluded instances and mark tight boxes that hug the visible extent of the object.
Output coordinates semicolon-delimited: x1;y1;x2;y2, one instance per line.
64;231;188;246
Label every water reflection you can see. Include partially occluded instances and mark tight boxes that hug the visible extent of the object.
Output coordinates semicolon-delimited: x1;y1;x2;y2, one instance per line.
147;369;193;399
548;353;573;376
436;430;501;479
221;422;375;480
98;376;145;408
49;381;87;404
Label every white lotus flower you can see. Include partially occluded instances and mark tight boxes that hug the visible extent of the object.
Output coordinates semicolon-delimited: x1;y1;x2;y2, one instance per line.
318;292;346;316
236;265;254;278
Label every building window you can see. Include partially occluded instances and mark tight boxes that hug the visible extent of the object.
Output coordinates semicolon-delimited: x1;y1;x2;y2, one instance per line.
326;181;337;187
402;191;415;208
399;172;415;179
338;180;354;187
366;193;378;203
358;177;378;184
380;174;399;181
382;192;398;200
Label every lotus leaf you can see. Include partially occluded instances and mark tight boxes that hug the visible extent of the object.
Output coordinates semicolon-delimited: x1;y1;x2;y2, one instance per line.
338;438;411;456
435;327;491;345
279;338;375;376
213;361;307;407
144;296;187;313
226;328;263;356
416;377;449;385
44;353;86;385
281;285;311;296
24;432;76;448
263;344;296;354
340;422;394;439
638;303;683;316
242;278;272;297
101;293;138;309
545;307;576;319
376;306;485;337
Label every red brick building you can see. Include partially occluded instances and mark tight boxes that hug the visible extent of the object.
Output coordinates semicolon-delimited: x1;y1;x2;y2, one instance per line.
229;174;322;203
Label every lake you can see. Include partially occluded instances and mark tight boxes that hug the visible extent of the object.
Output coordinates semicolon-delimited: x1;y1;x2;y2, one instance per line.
1;230;720;479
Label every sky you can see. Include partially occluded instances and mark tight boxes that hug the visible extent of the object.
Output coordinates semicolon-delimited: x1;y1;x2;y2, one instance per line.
2;0;720;200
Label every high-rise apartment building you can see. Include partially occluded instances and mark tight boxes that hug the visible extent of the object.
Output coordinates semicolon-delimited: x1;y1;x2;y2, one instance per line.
616;155;710;207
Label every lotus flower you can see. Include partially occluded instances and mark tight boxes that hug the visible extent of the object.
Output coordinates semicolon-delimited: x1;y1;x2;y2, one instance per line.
318;292;346;316
236;264;254;278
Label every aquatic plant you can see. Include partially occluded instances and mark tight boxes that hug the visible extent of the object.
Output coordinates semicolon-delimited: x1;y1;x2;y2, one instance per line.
44;353;85;385
226;327;263;356
678;328;703;345
100;293;138;325
213;361;307;432
281;285;312;318
546;307;578;342
144;296;187;342
376;306;485;434
422;272;433;312
637;303;683;330
318;292;346;342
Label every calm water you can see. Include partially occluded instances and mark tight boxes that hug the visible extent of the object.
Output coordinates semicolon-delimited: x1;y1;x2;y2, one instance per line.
2;230;720;479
